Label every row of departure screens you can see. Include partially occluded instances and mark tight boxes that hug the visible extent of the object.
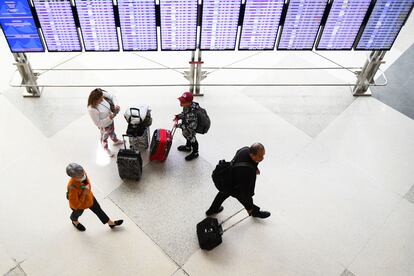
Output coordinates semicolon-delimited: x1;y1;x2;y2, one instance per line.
0;0;413;53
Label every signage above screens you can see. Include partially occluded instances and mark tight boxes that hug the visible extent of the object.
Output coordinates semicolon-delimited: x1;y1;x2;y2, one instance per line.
33;0;81;52
317;0;372;50
356;0;414;50
200;0;241;50
278;0;328;50
159;0;198;50
0;0;44;52
239;0;284;50
118;0;157;51
75;0;119;51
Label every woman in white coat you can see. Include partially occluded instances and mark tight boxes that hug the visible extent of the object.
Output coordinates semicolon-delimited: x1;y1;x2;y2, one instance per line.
87;88;124;157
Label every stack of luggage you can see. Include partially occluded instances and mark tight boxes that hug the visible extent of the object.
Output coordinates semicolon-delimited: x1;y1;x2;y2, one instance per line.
124;106;152;152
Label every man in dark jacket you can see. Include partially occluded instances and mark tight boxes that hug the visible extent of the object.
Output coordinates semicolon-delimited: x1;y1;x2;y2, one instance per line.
206;143;271;219
175;91;199;161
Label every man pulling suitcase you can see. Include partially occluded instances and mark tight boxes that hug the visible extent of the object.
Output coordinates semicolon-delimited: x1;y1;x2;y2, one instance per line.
206;143;271;219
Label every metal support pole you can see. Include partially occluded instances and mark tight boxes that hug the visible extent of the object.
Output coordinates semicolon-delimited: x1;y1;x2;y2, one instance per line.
353;50;386;96
194;49;205;96
12;53;42;97
184;51;196;93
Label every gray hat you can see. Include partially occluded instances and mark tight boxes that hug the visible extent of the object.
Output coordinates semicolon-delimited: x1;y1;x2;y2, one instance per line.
66;163;84;177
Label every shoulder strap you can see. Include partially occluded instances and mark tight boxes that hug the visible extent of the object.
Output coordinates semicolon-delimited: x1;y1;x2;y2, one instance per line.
232;161;255;169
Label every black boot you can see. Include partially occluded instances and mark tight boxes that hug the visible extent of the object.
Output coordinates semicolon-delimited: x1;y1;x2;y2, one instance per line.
185;141;199;161
177;140;192;152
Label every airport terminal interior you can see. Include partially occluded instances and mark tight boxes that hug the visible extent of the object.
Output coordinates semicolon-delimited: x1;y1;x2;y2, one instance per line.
1;1;414;276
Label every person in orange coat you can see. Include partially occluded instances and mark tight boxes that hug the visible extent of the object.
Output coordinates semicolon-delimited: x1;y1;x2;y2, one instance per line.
66;163;123;231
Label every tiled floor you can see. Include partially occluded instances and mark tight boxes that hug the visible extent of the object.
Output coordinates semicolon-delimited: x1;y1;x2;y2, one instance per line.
0;18;414;276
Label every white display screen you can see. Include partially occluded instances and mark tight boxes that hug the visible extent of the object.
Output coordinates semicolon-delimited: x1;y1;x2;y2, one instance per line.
200;0;241;50
317;0;372;50
356;0;413;50
160;0;198;50
75;0;119;51
239;0;284;50
278;0;328;50
34;0;81;51
118;0;157;51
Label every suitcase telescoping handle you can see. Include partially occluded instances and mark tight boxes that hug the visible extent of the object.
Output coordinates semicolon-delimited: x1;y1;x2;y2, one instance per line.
171;119;179;137
128;108;141;124
220;208;250;234
122;134;130;150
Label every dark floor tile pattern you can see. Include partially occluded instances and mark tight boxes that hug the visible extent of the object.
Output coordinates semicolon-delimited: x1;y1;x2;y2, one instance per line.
404;184;414;204
372;44;414;120
340;269;356;276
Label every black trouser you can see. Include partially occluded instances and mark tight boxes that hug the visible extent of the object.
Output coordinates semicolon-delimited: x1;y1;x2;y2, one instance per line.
209;191;260;213
70;197;110;224
186;139;198;153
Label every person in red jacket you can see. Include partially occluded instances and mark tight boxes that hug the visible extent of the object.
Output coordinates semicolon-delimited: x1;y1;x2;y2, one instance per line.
66;163;123;231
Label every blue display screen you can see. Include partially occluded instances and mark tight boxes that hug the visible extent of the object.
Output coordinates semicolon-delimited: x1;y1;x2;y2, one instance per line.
0;0;44;52
278;0;328;50
75;0;119;51
239;0;284;50
160;0;198;50
317;0;372;50
200;0;241;50
356;0;414;50
33;0;81;51
118;0;157;51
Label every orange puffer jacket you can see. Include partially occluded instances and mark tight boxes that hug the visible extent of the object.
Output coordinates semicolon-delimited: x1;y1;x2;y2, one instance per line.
67;177;94;210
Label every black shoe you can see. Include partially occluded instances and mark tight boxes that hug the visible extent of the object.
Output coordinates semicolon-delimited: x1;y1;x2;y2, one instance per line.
185;152;199;161
205;206;224;216
252;211;271;219
177;145;192;152
72;221;86;231
109;220;124;229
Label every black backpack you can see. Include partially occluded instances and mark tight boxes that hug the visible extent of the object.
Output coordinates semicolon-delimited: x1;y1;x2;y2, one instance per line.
211;160;255;193
194;106;211;134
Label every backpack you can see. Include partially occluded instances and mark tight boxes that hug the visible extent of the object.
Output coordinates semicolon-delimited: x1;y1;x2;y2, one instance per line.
211;160;255;193
194;106;211;134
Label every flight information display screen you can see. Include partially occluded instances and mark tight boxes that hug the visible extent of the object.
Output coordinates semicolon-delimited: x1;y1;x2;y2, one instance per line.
0;0;44;52
33;0;81;52
356;0;414;50
239;0;284;50
200;0;241;50
317;0;372;50
75;0;119;51
118;0;157;51
160;0;198;50
278;0;328;50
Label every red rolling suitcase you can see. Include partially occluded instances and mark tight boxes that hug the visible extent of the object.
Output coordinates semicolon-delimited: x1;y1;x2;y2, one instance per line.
149;124;176;161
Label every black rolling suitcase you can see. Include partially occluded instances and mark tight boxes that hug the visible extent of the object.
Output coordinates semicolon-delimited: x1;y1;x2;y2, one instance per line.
117;135;143;181
196;209;249;250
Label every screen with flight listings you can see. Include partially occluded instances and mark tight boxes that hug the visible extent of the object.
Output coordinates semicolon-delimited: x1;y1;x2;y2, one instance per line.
118;0;157;51
278;0;328;50
33;0;81;51
239;0;284;50
0;0;44;52
356;0;414;50
317;0;372;50
200;0;241;50
75;0;119;51
160;0;198;50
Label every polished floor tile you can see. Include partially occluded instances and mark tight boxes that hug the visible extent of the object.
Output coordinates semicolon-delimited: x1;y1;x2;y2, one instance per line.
349;200;414;276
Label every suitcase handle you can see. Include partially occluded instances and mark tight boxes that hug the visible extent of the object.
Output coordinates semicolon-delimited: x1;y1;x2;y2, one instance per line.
128;108;141;124
171;119;179;137
122;134;129;150
220;208;250;233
